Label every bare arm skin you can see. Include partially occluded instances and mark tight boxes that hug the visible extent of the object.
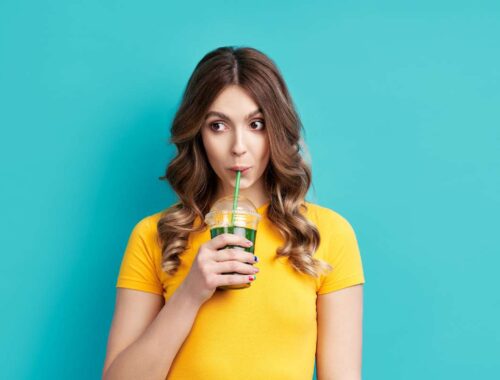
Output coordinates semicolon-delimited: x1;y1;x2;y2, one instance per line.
316;284;364;380
102;285;201;380
102;233;259;380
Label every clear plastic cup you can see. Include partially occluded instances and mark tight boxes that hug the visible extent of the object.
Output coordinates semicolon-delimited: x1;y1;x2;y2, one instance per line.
204;195;261;290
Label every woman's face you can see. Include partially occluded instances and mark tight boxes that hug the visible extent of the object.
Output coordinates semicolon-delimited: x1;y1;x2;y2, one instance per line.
201;85;270;204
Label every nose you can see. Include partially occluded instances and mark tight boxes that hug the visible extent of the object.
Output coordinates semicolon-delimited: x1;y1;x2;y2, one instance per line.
231;127;247;157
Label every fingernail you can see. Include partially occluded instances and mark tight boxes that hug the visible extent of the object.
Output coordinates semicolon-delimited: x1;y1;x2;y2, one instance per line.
254;255;259;262
248;275;256;281
246;240;253;246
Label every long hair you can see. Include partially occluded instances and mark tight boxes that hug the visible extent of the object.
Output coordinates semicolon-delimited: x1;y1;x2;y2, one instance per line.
157;46;332;279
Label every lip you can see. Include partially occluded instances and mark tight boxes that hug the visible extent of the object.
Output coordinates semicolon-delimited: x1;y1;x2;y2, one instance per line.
228;166;251;172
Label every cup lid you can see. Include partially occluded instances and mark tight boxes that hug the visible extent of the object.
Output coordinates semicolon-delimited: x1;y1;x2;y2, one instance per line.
204;195;261;220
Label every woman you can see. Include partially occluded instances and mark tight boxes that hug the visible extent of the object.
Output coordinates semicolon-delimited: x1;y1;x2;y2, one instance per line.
102;46;366;380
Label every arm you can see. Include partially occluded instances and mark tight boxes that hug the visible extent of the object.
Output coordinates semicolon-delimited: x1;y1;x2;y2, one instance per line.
102;284;202;380
316;284;364;380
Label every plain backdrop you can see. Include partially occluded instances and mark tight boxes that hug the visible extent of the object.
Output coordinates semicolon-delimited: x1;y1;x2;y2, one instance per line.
1;1;499;379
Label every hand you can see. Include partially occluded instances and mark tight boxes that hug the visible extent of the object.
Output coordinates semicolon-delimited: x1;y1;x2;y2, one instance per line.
179;233;259;306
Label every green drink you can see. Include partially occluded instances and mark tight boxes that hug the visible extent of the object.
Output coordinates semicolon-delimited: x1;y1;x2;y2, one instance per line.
210;226;257;254
205;195;261;290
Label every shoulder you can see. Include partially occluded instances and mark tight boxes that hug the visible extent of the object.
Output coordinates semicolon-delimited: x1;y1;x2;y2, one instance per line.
303;201;354;232
129;208;169;241
144;210;167;227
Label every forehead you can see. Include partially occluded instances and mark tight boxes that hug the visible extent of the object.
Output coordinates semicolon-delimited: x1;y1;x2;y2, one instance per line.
207;85;261;117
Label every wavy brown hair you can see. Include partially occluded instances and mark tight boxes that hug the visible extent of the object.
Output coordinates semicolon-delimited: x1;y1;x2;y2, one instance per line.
157;46;332;279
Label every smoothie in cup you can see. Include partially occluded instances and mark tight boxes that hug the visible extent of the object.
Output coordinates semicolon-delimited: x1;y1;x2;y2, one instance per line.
204;195;261;290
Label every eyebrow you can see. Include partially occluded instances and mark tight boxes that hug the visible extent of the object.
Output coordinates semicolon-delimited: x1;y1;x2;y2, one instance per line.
204;108;263;121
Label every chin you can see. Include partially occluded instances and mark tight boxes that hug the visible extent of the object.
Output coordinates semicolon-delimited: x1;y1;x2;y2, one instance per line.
232;177;252;188
233;181;250;188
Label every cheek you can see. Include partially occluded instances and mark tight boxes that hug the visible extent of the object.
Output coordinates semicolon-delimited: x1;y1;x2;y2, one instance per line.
201;132;217;158
259;138;270;163
202;133;226;171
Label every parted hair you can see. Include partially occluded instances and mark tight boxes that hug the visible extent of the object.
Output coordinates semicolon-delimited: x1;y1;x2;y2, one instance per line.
157;46;332;279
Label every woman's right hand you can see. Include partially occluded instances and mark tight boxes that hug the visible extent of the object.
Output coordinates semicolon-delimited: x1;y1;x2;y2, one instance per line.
179;233;259;306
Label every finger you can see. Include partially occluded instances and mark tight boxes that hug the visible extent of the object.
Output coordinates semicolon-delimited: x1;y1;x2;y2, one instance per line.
216;273;257;287
212;248;257;264
215;261;259;275
206;233;253;251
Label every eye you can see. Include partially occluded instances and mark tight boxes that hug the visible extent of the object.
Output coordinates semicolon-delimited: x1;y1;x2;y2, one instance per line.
209;122;226;132
250;120;265;130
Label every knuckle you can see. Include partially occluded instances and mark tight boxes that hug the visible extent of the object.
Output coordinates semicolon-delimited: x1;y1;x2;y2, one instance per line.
239;274;250;284
197;253;208;266
230;262;238;272
205;275;216;289
226;275;237;285
235;248;244;258
240;252;249;262
200;263;210;276
198;246;208;257
220;276;230;286
243;264;253;273
228;249;237;259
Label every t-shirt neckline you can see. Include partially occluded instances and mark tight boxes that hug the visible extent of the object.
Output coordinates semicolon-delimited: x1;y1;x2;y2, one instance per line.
256;201;270;214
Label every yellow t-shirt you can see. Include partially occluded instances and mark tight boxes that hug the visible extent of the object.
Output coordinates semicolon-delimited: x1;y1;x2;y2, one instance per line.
116;201;366;380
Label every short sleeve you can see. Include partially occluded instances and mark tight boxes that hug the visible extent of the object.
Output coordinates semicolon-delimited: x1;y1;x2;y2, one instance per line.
317;211;366;295
115;217;164;296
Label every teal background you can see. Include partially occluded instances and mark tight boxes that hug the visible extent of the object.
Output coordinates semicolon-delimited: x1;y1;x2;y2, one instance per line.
1;1;499;379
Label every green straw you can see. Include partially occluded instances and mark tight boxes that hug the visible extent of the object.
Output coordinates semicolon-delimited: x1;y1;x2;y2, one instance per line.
231;170;241;225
